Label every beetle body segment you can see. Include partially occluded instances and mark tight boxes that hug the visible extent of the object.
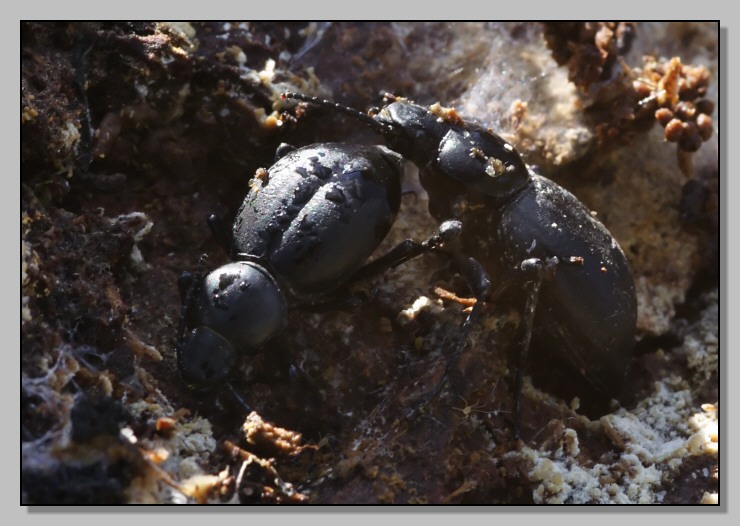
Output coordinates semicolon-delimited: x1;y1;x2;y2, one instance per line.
232;143;404;299
457;174;637;397
196;262;287;349
375;102;530;204
178;261;286;389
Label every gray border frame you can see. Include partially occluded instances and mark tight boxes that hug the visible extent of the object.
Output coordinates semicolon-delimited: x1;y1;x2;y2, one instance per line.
10;4;732;522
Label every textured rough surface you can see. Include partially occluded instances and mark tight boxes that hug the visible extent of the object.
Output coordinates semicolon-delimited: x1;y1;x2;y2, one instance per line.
21;22;718;504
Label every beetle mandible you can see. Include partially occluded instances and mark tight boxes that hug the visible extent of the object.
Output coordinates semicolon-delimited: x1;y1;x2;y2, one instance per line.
282;92;638;425
176;142;460;394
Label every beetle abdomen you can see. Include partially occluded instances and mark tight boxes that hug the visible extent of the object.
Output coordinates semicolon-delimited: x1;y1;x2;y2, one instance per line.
233;144;404;298
494;175;637;397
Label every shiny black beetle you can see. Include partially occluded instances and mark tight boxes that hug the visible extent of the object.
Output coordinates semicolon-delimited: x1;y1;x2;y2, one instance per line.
282;92;638;420
177;142;458;391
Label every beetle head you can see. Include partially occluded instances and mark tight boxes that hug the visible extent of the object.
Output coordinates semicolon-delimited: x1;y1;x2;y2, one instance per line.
372;101;447;166
178;326;238;390
177;261;287;390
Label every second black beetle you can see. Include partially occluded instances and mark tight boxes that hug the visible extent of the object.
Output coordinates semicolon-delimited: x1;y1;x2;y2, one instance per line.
177;142;455;392
283;92;638;421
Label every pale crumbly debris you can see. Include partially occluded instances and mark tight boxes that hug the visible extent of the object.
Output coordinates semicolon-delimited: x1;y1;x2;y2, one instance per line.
634;278;684;335
603;378;717;463
397;296;445;324
521;444;664;504
123;400;220;503
126;329;162;361
701;491;718;504
178;469;230;504
428;102;465;126
509;375;717;504
675;289;718;382
242;411;304;454
687;403;718;456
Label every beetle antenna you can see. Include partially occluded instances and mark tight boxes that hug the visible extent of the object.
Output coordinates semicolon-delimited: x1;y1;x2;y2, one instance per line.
226;382;253;414
282;92;395;135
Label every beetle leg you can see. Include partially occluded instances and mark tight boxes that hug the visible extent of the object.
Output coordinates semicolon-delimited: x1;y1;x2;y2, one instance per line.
510;264;545;439
293;222;451;310
347;220;463;284
442;254;492;379
299;219;461;311
226;382;253;414
207;213;233;254
407;255;556;436
301;287;377;312
490;257;557;438
177;254;209;339
177;271;195;303
405;254;491;419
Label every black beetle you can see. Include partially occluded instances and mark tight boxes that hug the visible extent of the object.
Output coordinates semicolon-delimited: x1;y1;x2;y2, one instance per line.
282;92;638;423
177;142;458;392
